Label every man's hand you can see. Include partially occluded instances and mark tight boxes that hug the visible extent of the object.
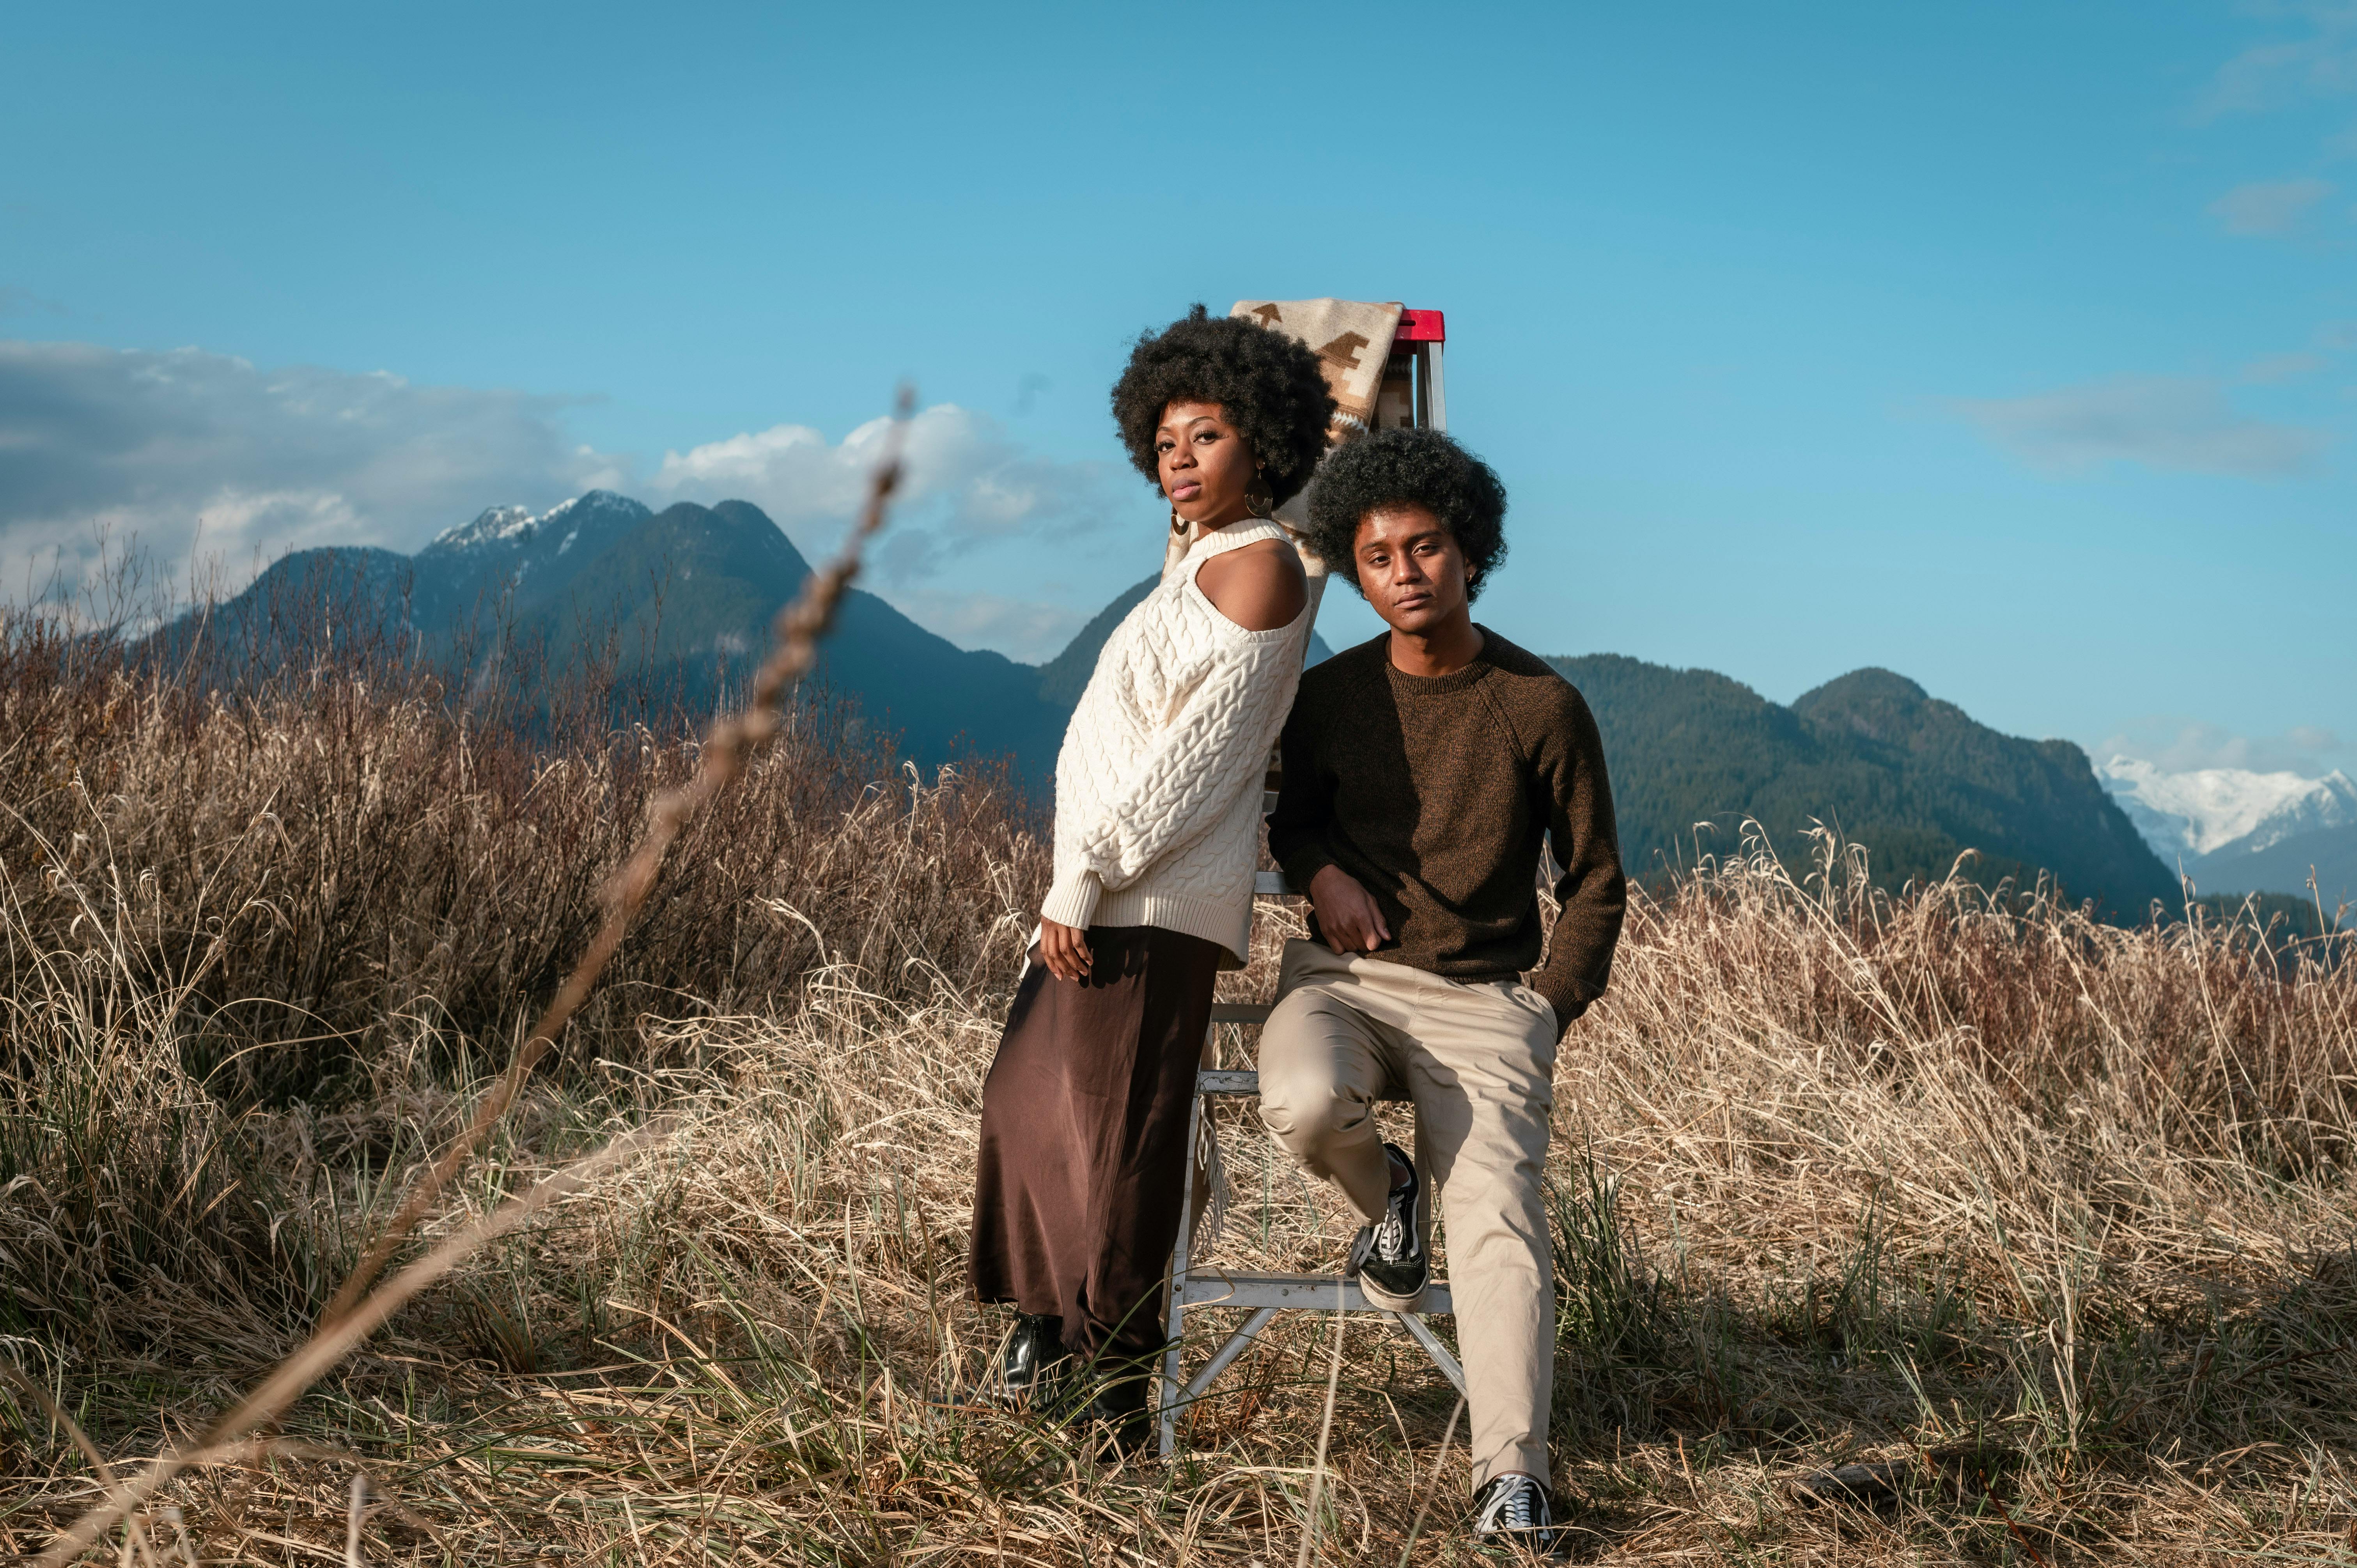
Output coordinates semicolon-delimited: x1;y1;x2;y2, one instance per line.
1038;917;1093;983
1308;865;1391;955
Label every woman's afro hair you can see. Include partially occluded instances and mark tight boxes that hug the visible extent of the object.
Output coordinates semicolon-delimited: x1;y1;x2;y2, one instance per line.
1109;305;1336;506
1305;427;1508;601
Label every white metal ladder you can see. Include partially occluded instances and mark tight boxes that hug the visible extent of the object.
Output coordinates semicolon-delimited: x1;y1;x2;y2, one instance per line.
1156;303;1460;1458
1155;869;1467;1458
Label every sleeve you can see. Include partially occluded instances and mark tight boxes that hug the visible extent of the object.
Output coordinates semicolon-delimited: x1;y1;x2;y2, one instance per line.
1039;630;1299;927
1528;688;1629;1033
1264;688;1336;894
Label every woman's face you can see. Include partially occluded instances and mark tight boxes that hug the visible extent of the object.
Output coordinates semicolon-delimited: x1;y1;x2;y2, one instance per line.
1156;400;1258;528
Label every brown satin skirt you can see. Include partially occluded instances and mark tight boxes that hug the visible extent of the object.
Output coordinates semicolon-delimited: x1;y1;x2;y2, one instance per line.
968;924;1221;1365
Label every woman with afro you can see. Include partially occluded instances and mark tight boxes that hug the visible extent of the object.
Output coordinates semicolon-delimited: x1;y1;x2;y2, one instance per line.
969;306;1334;1446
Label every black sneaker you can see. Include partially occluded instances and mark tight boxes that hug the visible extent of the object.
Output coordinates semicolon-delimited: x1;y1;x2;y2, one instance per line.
996;1312;1067;1405
1346;1141;1427;1311
1471;1473;1561;1552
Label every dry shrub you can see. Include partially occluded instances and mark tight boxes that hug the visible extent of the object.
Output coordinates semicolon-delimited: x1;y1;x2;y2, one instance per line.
0;603;1043;1100
7;603;2357;1563
1560;836;2357;1451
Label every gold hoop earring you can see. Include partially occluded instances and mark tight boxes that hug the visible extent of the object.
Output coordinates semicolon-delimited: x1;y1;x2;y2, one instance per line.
1244;476;1275;517
1170;508;1187;534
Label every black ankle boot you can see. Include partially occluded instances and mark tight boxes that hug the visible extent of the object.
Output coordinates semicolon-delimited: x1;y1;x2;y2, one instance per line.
997;1313;1067;1403
1064;1363;1154;1455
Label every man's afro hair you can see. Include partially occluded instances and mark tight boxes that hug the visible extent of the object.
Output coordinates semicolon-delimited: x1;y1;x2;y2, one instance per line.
1110;305;1336;506
1304;427;1509;601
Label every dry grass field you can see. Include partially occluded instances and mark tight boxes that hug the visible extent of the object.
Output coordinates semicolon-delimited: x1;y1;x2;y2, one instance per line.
5;608;2357;1564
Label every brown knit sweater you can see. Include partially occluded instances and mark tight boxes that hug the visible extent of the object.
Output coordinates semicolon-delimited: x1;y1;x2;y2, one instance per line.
1266;629;1627;1030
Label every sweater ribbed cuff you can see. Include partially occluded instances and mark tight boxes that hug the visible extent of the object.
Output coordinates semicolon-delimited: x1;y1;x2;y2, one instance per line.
1533;972;1593;1037
1040;869;1102;931
1280;846;1339;897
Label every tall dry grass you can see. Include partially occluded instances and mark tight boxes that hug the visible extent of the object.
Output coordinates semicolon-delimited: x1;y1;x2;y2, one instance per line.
2;600;1038;1081
5;599;2357;1562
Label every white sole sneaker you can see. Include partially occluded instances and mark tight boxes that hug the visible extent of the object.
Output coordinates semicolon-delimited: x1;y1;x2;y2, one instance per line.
1347;1223;1430;1312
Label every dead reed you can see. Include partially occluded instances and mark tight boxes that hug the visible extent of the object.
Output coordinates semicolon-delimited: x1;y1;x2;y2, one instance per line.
5;590;2357;1559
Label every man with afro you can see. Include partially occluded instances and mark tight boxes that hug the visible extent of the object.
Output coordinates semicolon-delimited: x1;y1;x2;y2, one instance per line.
1257;426;1626;1549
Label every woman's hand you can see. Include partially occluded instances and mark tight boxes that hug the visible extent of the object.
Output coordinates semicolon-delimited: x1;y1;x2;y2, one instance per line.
1038;917;1094;983
1308;865;1392;954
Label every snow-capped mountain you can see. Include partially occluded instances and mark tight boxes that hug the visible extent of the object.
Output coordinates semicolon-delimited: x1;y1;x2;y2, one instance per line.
427;503;539;551
147;489;1076;775
426;492;650;554
2100;756;2357;859
420;491;654;596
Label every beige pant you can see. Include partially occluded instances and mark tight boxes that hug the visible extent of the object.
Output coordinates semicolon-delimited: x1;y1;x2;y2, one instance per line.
1255;939;1560;1488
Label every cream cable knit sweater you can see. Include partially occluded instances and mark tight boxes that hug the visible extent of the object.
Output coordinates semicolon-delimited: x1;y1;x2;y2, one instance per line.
1040;517;1313;963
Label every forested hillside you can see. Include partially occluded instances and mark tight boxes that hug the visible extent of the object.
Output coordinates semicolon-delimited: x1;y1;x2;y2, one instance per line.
1553;653;2176;913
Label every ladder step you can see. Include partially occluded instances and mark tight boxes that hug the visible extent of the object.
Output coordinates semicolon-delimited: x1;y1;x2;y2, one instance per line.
1195;1064;1408;1103
1209;1003;1272;1025
1179;1269;1454;1315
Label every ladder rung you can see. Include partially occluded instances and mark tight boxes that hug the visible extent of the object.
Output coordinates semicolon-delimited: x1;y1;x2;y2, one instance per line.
1194;1065;1409;1103
1179;1269;1455;1315
1209;1003;1272;1025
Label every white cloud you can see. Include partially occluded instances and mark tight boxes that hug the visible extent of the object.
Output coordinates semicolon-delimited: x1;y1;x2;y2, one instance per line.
2097;717;2350;777
649;420;875;524
1948;375;2330;478
2199;9;2357;118
0;339;1145;654
2241;350;2327;382
886;588;1090;664
0;339;617;602
0;287;68;319
650;403;1131;584
2207;176;2335;234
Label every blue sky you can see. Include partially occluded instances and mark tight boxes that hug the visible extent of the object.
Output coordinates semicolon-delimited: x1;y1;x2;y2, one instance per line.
4;2;2353;775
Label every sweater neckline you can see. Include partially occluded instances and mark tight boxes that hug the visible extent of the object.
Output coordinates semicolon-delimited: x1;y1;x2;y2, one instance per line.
1185;516;1290;559
1382;627;1495;694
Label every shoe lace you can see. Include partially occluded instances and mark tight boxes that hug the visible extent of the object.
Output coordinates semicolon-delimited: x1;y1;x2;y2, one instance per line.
1477;1477;1546;1533
1375;1170;1421;1264
1373;1205;1406;1261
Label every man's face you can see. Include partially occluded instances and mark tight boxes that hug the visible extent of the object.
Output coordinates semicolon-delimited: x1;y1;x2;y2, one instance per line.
1352;503;1469;635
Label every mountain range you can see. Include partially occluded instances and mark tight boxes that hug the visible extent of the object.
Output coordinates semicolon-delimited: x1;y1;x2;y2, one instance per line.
159;490;1074;773
160;489;2240;916
1551;654;2176;912
2101;757;2357;910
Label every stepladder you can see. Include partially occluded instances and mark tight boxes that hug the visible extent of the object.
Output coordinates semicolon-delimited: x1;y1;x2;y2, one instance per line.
1155;952;1469;1456
1157;302;1461;1458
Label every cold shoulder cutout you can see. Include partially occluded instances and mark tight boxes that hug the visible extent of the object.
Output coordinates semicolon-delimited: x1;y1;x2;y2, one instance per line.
1040;516;1315;961
1195;535;1308;632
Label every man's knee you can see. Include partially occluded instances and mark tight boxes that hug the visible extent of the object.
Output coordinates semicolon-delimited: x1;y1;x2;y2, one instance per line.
1253;991;1371;1154
1256;1081;1373;1155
